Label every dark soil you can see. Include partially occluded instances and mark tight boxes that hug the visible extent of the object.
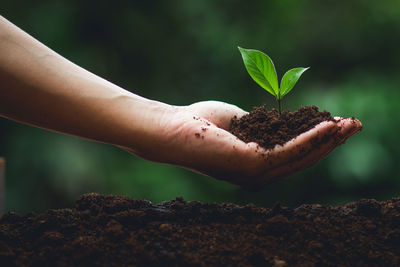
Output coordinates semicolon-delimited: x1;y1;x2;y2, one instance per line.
229;105;336;150
1;193;400;266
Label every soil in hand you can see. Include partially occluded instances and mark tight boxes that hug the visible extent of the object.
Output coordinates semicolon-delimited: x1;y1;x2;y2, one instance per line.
229;105;336;150
1;193;400;266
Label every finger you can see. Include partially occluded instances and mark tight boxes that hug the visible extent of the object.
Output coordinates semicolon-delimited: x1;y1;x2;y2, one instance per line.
261;120;340;167
253;117;362;187
263;131;341;183
272;118;362;165
334;117;363;143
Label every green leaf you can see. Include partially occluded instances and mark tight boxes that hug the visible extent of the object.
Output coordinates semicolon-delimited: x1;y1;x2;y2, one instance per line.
238;47;279;97
280;67;309;98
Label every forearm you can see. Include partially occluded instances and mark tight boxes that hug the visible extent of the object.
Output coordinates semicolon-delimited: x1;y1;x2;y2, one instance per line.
0;16;171;149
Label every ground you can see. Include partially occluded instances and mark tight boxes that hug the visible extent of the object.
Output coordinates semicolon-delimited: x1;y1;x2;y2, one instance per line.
1;193;399;266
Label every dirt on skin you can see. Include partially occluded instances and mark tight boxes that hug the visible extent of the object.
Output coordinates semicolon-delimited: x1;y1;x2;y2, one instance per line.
1;193;400;266
229;105;336;150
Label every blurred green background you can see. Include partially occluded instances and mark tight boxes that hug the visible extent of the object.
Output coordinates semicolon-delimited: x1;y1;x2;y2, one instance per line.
1;0;399;213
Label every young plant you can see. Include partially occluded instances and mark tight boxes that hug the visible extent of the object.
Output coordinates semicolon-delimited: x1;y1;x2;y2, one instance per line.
238;47;309;116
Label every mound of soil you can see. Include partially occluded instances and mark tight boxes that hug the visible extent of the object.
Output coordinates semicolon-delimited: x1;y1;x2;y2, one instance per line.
229;105;336;150
1;193;400;266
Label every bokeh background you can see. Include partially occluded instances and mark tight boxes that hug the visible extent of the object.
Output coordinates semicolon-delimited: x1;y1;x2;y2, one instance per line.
1;0;399;213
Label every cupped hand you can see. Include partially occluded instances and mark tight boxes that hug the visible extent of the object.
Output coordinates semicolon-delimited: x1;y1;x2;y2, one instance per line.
124;101;362;189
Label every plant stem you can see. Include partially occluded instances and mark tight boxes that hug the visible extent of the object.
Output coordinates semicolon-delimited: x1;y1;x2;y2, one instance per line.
277;99;281;117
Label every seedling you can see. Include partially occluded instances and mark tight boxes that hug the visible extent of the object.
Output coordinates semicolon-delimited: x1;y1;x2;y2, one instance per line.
238;47;309;116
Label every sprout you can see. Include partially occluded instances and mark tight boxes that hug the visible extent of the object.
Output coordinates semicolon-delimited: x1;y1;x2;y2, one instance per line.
238;47;309;116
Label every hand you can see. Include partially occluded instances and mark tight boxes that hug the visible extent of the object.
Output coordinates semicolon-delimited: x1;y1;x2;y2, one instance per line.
123;101;362;189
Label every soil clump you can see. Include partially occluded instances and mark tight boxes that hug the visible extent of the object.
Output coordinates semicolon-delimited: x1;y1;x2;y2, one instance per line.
229;105;335;150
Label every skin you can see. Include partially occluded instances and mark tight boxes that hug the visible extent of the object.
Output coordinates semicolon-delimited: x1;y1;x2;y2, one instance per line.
0;16;362;189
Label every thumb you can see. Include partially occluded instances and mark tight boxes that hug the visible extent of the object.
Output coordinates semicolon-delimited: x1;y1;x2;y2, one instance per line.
187;101;248;130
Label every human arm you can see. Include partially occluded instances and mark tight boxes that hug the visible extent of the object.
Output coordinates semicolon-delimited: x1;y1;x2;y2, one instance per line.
0;16;173;153
0;16;362;188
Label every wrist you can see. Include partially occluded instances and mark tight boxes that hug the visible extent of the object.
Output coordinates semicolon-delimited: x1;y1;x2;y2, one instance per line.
111;93;178;152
